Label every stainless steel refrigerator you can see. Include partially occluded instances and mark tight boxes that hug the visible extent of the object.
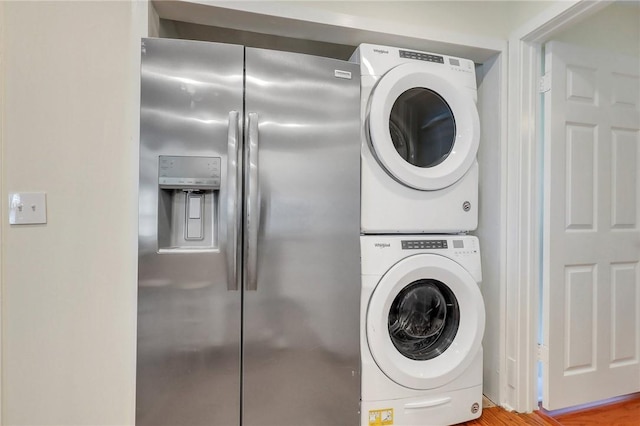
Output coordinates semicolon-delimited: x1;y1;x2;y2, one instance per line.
136;38;361;425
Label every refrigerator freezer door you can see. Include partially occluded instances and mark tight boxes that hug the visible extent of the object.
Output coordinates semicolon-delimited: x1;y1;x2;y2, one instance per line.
137;38;243;426
243;48;361;425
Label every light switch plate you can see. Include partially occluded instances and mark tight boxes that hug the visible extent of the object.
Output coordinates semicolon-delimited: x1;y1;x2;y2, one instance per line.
9;192;47;224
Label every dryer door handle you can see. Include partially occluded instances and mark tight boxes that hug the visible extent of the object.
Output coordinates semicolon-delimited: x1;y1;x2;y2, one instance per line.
404;397;452;409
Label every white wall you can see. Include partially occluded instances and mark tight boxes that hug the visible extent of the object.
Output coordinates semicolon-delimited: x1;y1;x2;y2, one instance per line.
2;1;146;424
551;1;640;57
475;54;505;405
298;1;559;39
0;0;573;423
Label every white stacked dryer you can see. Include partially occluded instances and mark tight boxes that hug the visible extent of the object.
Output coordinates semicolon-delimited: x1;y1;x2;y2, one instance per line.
351;43;480;234
352;44;485;426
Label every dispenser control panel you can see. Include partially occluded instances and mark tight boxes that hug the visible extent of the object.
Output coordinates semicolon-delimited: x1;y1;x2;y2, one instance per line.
158;156;221;189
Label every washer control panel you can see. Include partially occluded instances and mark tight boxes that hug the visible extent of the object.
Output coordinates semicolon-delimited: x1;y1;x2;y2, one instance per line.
400;238;478;257
402;239;448;250
362;235;481;281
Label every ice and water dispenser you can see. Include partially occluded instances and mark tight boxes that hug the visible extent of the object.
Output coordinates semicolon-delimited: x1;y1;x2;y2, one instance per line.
157;155;221;251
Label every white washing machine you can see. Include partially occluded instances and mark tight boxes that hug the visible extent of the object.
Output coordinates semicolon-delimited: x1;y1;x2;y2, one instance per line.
361;235;485;426
351;44;480;234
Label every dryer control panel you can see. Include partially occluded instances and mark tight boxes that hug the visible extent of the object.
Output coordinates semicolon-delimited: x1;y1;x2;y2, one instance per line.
399;50;444;64
398;49;472;73
351;43;477;95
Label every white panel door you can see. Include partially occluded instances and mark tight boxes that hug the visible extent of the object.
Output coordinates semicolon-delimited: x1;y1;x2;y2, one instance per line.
542;40;640;410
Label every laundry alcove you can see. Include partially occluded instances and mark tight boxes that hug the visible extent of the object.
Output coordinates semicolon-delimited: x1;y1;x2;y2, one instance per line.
148;0;507;408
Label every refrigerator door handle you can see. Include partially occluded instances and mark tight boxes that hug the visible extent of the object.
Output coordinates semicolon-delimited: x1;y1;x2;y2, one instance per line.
245;112;260;291
226;111;240;291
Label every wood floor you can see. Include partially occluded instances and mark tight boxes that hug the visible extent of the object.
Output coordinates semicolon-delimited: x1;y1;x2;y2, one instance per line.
460;394;640;425
462;407;552;425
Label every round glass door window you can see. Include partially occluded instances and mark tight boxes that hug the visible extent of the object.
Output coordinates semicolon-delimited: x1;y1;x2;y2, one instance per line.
388;279;459;360
389;88;456;168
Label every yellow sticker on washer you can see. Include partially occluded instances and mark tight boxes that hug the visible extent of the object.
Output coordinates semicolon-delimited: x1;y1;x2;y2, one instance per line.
368;408;393;426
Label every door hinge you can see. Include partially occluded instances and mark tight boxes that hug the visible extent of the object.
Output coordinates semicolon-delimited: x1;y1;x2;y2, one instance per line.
539;73;551;93
537;343;549;363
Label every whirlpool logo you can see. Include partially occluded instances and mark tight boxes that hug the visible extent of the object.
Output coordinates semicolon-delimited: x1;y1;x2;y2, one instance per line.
373;49;389;54
374;243;391;249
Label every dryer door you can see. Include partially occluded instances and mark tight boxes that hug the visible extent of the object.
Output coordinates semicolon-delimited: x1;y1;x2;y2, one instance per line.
366;253;485;390
367;62;480;190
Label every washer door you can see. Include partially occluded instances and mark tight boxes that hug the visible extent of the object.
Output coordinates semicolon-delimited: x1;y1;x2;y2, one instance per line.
367;62;480;190
367;254;485;390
